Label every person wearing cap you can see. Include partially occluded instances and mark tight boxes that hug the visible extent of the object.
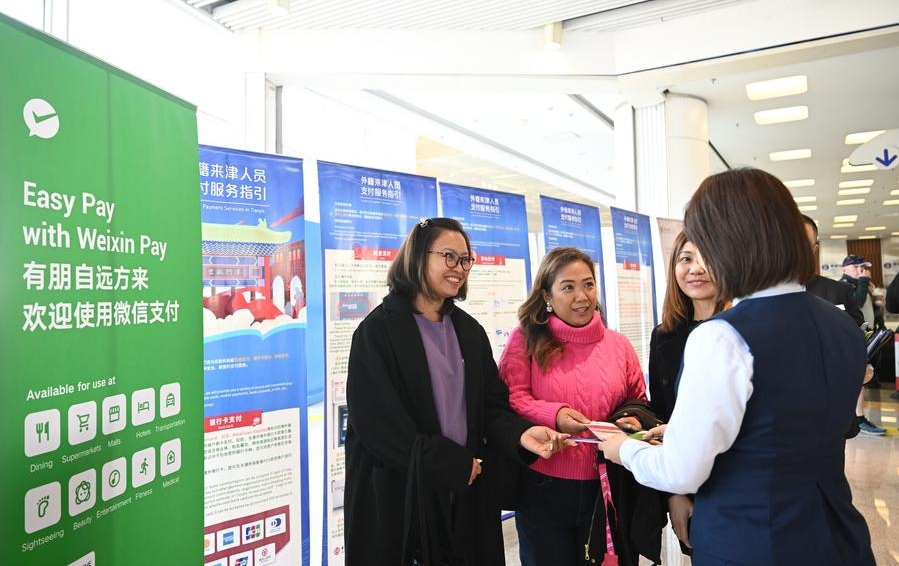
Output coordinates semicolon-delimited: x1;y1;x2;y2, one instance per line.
840;254;875;324
839;253;887;436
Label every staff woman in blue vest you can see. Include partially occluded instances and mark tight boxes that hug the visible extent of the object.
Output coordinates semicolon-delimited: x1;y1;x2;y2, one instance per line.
344;217;571;566
597;168;875;565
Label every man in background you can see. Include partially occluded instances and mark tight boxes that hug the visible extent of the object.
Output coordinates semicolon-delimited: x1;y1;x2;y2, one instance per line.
841;254;876;325
802;215;885;436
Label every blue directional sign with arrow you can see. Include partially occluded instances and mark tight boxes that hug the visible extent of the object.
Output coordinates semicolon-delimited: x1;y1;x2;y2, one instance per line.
849;129;899;171
874;146;898;169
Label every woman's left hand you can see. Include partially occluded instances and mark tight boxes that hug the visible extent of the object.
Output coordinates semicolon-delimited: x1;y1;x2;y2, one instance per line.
596;433;627;464
668;494;694;548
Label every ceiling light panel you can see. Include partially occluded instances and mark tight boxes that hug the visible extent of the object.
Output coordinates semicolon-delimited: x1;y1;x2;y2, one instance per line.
784;179;815;188
770;149;811;161
839;179;874;188
753;106;808;125
830;235;848;239
834;215;858;222
884;200;899;205
745;75;808;101
844;130;885;145
866;226;887;231
832;223;854;228
836;198;865;205
793;196;816;203
797;205;817;211
838;188;871;196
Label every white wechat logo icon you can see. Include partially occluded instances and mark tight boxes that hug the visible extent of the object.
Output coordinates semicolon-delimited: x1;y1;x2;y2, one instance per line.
23;98;60;139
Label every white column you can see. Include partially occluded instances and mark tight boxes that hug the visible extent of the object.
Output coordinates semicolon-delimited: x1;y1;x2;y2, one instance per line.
42;0;68;40
613;103;637;212
633;102;668;218
665;94;710;218
243;72;269;153
628;93;710;221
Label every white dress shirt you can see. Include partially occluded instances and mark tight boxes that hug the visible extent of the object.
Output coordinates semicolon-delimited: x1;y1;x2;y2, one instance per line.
619;282;804;493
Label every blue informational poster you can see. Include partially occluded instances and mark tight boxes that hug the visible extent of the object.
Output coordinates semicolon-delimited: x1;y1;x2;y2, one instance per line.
440;183;531;279
318;161;436;250
540;195;603;260
539;194;606;308
317;161;438;565
199;145;306;414
440;183;530;358
198;145;307;566
609;207;657;368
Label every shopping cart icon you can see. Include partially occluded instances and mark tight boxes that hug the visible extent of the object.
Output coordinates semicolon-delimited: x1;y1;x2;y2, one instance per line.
76;413;90;433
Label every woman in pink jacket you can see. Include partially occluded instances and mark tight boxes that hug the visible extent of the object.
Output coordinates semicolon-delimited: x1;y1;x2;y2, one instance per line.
499;246;647;566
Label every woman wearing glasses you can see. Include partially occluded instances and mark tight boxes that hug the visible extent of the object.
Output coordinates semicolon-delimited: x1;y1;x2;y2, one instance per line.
344;217;570;566
498;246;656;566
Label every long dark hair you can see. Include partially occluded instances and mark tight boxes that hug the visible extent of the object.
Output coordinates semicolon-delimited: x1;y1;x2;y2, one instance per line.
518;247;600;370
659;231;727;332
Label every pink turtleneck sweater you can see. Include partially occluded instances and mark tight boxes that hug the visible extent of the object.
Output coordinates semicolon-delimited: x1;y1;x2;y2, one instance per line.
498;311;646;480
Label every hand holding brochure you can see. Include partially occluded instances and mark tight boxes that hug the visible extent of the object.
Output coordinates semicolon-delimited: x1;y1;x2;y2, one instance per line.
585;421;653;441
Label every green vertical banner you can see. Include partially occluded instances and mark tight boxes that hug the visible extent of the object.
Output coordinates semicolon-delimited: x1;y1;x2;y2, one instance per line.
0;14;202;566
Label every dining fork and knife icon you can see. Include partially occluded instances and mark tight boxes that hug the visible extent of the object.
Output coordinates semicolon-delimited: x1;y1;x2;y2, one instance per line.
35;420;51;443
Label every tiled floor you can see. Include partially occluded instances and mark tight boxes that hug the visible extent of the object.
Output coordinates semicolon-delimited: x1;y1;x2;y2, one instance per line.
502;385;899;565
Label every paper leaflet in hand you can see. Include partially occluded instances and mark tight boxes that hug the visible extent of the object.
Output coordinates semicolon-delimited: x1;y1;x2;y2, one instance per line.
585;421;652;441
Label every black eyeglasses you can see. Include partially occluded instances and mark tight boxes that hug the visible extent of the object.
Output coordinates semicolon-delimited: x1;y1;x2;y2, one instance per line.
428;250;475;271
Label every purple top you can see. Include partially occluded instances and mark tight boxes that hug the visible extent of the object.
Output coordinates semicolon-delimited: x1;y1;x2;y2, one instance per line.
413;313;467;446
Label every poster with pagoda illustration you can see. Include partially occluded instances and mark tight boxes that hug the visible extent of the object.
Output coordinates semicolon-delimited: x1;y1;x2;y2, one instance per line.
198;145;306;566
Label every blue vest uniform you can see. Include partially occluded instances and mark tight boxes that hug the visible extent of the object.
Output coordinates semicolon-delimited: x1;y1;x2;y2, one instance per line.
690;291;875;565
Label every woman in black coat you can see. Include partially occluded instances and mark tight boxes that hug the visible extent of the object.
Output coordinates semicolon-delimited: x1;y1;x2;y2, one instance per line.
344;217;568;566
648;232;727;422
647;231;726;552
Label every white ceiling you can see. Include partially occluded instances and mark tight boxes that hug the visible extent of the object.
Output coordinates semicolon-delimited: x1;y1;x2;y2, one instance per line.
188;0;753;32
182;0;899;244
669;35;899;242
